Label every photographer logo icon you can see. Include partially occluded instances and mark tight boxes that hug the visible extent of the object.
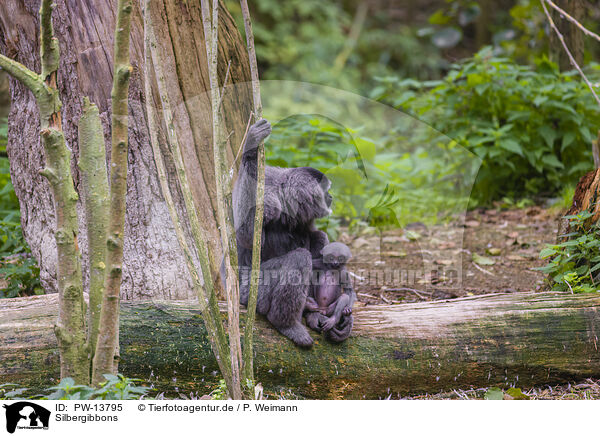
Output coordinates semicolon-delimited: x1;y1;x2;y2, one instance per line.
3;402;50;433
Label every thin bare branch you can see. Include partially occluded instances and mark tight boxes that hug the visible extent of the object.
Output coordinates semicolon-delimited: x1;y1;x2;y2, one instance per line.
201;0;243;400
240;0;266;386
217;59;232;110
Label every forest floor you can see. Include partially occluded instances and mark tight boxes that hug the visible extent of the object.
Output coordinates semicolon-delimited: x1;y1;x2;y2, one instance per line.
404;379;600;400
340;205;559;307
334;204;600;400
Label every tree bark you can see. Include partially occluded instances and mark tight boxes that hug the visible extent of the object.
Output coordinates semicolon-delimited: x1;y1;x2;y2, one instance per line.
563;168;600;229
2;292;600;399
551;0;585;72
0;0;252;300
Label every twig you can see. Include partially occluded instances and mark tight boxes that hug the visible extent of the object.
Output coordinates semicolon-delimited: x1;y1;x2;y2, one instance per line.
386;287;433;297
541;0;600;108
357;292;378;299
217;59;232;111
472;262;495;276
348;271;365;281
231;112;254;171
201;0;243;400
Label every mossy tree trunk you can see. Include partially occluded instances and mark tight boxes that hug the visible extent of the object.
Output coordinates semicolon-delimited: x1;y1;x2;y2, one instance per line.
2;292;600;399
0;0;91;383
0;0;252;301
77;99;109;364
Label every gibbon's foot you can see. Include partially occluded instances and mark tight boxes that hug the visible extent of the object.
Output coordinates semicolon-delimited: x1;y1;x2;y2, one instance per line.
277;323;314;348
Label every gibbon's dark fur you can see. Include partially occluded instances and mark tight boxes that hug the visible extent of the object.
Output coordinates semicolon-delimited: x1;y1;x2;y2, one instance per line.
233;119;332;347
304;242;356;343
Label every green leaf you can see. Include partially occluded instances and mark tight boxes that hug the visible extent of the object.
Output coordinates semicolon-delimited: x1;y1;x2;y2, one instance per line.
561;131;576;151
497;138;523;156
405;230;422;241
484;387;504;400
533;95;548;106
539;247;557;259
472;253;495;266
541;154;564;169
539;125;557;148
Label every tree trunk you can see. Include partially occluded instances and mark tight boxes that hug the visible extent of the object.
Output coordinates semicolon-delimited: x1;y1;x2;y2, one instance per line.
566;169;600;222
2;292;600;399
551;0;585;72
0;0;252;300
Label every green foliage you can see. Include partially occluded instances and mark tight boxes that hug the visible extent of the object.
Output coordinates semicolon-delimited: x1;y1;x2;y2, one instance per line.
226;0;445;91
46;375;150;400
506;0;548;62
367;184;401;232
372;48;598;204
0;254;41;298
0;375;151;400
0;117;18;223
484;386;530;400
550;184;577;211
538;209;600;293
0;384;29;400
266;115;469;232
210;379;229;400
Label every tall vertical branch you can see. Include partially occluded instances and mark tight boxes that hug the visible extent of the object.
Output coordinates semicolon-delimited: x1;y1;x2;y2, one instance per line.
0;0;89;383
201;0;243;399
93;0;133;384
142;0;233;389
78;98;109;362
239;0;265;386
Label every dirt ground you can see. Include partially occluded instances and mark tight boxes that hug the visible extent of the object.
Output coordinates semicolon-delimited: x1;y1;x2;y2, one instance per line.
339;206;559;307
335;205;600;400
404;378;600;400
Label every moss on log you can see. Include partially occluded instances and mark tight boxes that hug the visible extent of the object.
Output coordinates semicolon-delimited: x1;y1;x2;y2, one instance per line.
1;292;600;399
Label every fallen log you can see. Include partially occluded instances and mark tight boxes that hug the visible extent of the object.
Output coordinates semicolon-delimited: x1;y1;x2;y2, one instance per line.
1;292;600;399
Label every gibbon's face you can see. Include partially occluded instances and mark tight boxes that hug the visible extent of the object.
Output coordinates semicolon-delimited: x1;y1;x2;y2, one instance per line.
316;176;333;217
321;242;352;268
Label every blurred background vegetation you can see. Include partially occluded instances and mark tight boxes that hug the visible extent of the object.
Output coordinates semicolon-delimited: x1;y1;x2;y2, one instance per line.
2;0;600;296
224;0;598;221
